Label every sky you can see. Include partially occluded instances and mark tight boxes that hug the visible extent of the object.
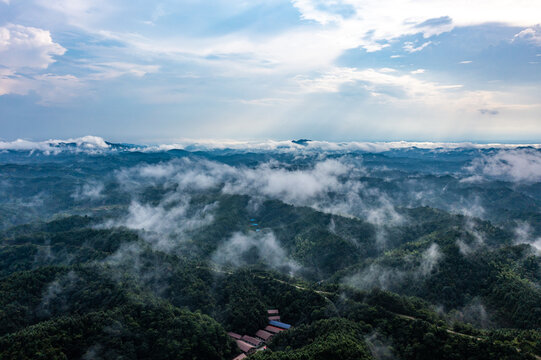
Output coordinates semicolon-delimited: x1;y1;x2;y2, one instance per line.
0;0;540;143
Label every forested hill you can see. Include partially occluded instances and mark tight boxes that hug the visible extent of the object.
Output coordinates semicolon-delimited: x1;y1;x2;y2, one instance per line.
1;143;541;359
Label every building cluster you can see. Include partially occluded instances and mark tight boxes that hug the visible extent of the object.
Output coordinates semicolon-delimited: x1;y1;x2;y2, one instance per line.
228;309;292;360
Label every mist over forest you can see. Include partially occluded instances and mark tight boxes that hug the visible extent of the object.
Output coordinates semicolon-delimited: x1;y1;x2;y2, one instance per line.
1;137;541;359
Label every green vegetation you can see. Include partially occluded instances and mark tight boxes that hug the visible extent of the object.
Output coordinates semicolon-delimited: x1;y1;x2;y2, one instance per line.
2;149;541;359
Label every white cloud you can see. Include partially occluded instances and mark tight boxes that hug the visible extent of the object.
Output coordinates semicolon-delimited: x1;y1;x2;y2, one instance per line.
403;41;432;53
222;159;350;203
460;60;473;64
343;263;406;290
0;136;109;154
291;0;541;54
0;71;83;104
467;149;541;182
290;0;344;25
34;0;114;29
514;222;541;253
107;193;217;251
0;24;84;102
0;24;65;69
3;136;541;155
112;157;403;227
84;62;160;80
410;69;425;74
72;181;105;201
2;0;538;120
296;67;461;97
212;231;300;273
420;243;442;276
514;26;541;45
27;0;540;78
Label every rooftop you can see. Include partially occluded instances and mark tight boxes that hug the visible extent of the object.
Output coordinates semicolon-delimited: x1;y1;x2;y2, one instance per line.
241;335;262;346
265;325;285;334
269;320;291;329
227;332;242;340
255;329;273;341
236;340;255;353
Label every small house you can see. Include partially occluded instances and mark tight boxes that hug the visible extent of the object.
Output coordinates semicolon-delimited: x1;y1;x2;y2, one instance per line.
241;335;263;347
264;325;285;334
236;340;255;354
228;332;242;340
255;329;273;342
269;320;291;329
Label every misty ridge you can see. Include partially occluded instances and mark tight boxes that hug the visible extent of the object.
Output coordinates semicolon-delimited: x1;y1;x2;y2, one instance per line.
2;137;541;360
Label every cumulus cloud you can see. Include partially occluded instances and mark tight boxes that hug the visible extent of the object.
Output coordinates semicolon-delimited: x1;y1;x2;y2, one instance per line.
466;149;541;182
0;24;77;101
0;24;65;69
211;231;300;273
0;24;153;102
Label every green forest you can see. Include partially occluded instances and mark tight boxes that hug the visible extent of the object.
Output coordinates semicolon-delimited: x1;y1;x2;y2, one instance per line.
1;147;541;359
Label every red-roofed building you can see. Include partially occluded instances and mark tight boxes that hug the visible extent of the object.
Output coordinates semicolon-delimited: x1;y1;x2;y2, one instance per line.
267;309;279;315
241;335;263;347
236;340;255;354
228;332;242;340
255;329;273;342
232;354;247;360
268;315;281;321
265;325;285;334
